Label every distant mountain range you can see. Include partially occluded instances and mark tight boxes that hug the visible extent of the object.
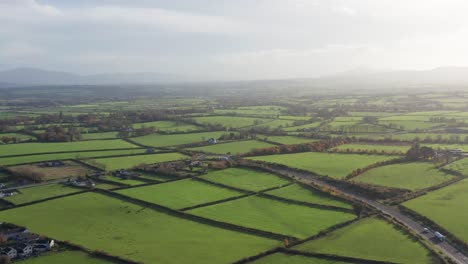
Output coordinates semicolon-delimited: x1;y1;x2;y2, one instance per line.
0;67;187;86
1;66;468;88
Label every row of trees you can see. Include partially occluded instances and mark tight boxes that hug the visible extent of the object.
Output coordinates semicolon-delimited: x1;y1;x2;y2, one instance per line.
37;126;82;142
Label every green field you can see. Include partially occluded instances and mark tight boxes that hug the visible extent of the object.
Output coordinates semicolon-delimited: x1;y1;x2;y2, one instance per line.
403;179;468;242
81;132;119;140
258;135;318;145
90;152;188;170
0;139;139;157
283;122;321;132
200;168;290;191
251;253;354;264
266;184;351;209
248;153;396;179
133;120;201;132
444;158;468;175
102;175;147;186
4;184;80;204
117;179;242;209
189;196;355;239
353;162;455;190
379;120;444;130
0;192;278;264
332;143;410;153
294;218;436;263
188;140;274;154
21;251;112;264
130;131;230;147
0;148;146;166
194;116;272;128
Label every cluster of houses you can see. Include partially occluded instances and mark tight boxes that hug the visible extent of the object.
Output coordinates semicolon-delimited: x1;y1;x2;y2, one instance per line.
40;160;65;167
66;179;95;188
0;191;16;199
0;227;54;260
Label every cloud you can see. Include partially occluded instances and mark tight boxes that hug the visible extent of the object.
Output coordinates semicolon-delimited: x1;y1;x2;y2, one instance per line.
0;42;45;57
331;6;357;15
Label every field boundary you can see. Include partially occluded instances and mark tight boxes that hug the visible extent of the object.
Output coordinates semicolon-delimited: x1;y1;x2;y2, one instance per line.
258;193;354;213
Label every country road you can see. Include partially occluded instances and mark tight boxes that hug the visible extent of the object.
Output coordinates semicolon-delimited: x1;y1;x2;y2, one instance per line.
240;160;468;264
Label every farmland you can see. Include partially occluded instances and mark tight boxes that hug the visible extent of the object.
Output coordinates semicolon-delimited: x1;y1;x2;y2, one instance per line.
250;253;354;264
200;168;290;191
265;183;352;209
0;192;279;264
21;251;112;264
188;196;356;239
353;162;456;190
117;179;243;209
0;139;138;157
188;140;274;154
4;184;81;204
89;152;188;170
247;152;396;179
403;179;468;242
130;131;230;147
332;143;410;153
294;218;437;263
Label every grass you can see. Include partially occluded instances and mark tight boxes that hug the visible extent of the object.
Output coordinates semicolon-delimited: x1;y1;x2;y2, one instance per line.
251;253;354;264
188;140;274;154
130;131;231;147
0;149;146;166
257;135;318;145
0;192;278;264
81;132;118;140
403;178;468;242
4;184;80;204
266;184;352;209
201;168;290;191
283;122;321;132
0;139;139;157
137;171;178;181
102;175;147;186
194;116;273;128
294;217;436;264
90;152;188;170
247;152;396;179
378;120;445;130
188;196;356;239
133;120;201;132
353;162;456;190
444;158;468;175
20;251;112;264
117;179;243;209
332;143;410;153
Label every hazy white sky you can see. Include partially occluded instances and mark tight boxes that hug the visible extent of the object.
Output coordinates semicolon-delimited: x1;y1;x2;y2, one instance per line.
1;0;468;80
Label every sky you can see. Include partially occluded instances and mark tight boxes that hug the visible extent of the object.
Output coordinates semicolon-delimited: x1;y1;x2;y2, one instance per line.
1;0;468;80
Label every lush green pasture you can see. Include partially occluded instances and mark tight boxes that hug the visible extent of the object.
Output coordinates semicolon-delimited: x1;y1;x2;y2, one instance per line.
332;143;410;153
189;196;355;239
81;132;118;140
445;158;468;175
251;253;353;264
194;116;271;128
283;122;321;132
131;131;230;147
117;179;242;209
334;116;363;122
266;184;351;209
354;162;455;190
0;192;278;264
21;251;112;264
4;184;80;204
102;175;147;186
201;168;289;191
0;139;139;157
248;153;396;179
423;143;468;152
388;133;468;141
137;171;178;181
133;120;201;132
188;140;274;154
252;119;294;128
279;115;311;121
258;135;318;145
294;218;436;264
403;179;468;242
90;152;188;170
379;120;444;130
0;148;146;166
348;112;396;117
249;253;351;264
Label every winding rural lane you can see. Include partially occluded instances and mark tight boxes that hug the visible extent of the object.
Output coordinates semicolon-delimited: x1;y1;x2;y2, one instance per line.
240;160;468;264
